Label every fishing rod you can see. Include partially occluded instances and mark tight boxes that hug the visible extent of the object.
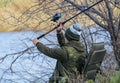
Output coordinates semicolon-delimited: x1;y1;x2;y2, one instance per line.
37;0;103;39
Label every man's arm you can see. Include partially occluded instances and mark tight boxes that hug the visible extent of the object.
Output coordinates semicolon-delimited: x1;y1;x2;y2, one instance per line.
33;38;68;61
35;42;68;61
56;23;65;47
57;32;65;47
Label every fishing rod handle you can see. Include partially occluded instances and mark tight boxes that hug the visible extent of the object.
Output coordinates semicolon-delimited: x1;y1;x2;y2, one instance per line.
37;26;57;39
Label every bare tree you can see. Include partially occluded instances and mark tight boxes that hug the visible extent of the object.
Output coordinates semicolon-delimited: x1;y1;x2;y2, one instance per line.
64;0;120;67
0;0;120;82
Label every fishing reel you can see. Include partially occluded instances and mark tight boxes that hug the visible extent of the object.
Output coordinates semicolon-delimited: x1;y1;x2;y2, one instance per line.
51;13;62;22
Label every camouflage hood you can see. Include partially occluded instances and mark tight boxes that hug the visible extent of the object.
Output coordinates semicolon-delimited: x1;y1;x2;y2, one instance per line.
65;41;85;53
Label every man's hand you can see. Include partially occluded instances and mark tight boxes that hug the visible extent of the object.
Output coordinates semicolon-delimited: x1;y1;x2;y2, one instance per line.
33;38;39;45
56;23;63;33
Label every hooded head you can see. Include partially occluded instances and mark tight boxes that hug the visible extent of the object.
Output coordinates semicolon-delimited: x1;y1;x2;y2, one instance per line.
65;23;83;41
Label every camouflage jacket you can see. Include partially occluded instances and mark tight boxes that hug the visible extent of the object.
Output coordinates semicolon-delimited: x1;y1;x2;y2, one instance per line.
36;32;86;83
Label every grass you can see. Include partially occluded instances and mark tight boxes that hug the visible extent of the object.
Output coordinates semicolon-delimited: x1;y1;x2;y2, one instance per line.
86;69;120;83
0;0;119;32
0;0;35;32
0;0;12;7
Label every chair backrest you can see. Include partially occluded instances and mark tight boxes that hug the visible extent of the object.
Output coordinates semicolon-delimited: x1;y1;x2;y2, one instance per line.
89;49;106;65
83;42;106;80
89;42;105;54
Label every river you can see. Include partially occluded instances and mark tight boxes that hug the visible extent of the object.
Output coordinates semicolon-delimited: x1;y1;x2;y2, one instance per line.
0;28;114;83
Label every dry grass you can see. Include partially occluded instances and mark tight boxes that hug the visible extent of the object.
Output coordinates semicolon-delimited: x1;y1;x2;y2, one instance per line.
0;0;96;32
0;0;119;32
0;0;35;32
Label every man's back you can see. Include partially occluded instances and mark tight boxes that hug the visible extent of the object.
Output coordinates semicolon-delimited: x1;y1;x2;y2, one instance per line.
49;40;86;83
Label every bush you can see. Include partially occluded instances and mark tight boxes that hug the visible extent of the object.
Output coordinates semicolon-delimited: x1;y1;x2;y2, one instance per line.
86;69;120;83
110;70;120;83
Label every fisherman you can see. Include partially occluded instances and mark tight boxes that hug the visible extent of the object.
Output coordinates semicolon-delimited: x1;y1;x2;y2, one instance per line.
33;23;86;83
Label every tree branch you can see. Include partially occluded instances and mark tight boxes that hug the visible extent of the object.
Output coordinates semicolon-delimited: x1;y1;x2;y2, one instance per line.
64;0;107;29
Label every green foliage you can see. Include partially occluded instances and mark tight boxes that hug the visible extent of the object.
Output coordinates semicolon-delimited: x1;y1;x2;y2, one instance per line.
85;70;120;83
0;0;13;7
60;76;68;83
110;70;120;83
96;73;110;83
86;80;94;83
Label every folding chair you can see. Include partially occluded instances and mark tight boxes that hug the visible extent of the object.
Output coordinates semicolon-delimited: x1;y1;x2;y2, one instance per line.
83;42;106;80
